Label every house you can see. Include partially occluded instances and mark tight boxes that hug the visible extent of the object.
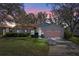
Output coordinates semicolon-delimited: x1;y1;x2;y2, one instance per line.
0;19;64;40
12;24;37;33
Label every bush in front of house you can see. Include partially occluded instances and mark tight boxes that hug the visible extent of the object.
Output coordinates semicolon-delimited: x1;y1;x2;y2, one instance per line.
41;34;45;38
69;36;79;44
31;32;39;38
64;29;79;45
64;29;73;40
3;32;30;37
0;32;3;36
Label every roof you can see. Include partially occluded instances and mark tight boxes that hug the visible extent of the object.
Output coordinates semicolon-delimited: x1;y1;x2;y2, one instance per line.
0;23;38;29
13;24;38;29
0;21;16;28
0;24;11;28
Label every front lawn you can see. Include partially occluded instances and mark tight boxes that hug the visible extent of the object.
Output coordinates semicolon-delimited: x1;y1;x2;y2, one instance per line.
0;37;49;56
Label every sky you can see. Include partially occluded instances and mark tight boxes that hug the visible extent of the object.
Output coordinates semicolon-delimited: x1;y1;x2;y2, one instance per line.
24;3;52;14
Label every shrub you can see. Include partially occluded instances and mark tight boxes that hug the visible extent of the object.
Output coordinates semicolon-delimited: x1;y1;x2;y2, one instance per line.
31;32;38;38
64;29;73;40
0;32;3;35
69;36;79;44
3;32;30;37
41;34;45;38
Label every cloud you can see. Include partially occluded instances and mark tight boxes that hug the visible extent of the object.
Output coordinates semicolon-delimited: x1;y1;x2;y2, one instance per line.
25;8;52;15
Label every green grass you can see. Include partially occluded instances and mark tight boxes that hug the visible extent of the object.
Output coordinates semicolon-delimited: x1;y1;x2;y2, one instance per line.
0;37;49;56
69;36;79;45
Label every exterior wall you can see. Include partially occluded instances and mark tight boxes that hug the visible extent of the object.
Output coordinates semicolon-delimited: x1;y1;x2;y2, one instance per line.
11;28;31;33
40;23;64;40
0;28;10;35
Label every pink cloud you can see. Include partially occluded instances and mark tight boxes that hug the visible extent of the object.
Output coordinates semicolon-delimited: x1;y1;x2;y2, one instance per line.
25;8;52;15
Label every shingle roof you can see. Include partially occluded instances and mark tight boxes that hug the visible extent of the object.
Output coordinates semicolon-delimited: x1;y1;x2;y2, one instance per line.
13;24;38;29
0;23;38;29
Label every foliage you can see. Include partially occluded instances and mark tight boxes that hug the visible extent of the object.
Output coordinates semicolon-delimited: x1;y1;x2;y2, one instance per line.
69;36;79;44
50;3;79;32
64;29;73;40
31;32;38;38
0;4;48;24
0;3;27;24
0;3;24;15
37;12;47;24
26;13;37;24
3;32;30;37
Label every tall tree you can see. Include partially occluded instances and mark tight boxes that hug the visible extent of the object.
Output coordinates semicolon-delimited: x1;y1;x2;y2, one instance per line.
26;13;37;24
0;3;24;15
37;12;47;24
0;3;26;24
50;3;79;32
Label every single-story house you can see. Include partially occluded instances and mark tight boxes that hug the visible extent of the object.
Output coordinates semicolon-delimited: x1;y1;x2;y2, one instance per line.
0;19;65;40
11;24;38;33
0;23;38;35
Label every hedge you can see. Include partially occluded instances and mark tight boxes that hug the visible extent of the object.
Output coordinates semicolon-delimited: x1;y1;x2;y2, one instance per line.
3;32;30;37
69;37;79;44
64;29;73;40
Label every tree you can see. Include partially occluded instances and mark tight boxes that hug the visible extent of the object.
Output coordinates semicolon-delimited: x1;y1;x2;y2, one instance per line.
26;13;37;24
37;12;47;24
0;3;26;24
0;3;24;15
50;3;79;32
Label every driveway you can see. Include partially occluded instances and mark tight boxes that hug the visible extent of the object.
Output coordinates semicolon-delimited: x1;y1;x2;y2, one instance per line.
48;39;79;56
